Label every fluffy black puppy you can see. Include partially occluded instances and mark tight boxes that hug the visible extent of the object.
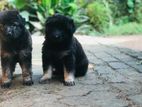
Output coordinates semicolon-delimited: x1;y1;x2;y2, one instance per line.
39;14;89;86
0;10;33;88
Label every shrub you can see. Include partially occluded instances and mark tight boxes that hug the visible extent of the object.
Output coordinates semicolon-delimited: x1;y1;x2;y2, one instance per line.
134;3;142;23
86;1;109;32
115;16;130;25
5;0;142;35
76;24;100;36
107;0;129;25
8;0;78;33
0;0;10;10
105;22;142;35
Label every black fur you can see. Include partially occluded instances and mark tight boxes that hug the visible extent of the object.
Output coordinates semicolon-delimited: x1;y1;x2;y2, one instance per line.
40;14;88;86
0;10;33;88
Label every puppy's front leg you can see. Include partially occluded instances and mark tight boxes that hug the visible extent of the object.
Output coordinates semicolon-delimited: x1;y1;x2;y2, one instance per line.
39;52;53;84
64;55;75;86
39;65;52;84
1;53;15;88
19;52;33;86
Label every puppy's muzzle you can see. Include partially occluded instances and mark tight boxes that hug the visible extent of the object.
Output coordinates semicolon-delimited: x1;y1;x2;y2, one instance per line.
6;27;13;36
55;34;60;38
53;30;63;39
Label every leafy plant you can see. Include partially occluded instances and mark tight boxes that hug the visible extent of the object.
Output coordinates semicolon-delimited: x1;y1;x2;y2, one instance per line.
0;0;10;10
8;0;28;9
76;24;100;36
86;1;109;32
5;0;142;36
127;0;135;14
107;0;129;25
8;0;78;33
115;16;130;25
133;1;142;23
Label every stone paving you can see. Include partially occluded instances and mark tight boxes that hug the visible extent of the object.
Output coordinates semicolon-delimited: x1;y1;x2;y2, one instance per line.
0;36;142;107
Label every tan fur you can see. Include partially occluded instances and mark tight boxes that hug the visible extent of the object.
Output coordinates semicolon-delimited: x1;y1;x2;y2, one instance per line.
2;68;11;83
64;66;74;82
1;51;12;57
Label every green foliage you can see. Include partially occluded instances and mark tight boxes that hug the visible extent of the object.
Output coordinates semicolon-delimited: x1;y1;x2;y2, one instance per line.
0;0;10;10
105;22;142;35
76;24;100;36
8;0;78;32
133;2;142;23
86;1;109;32
115;16;130;25
56;0;78;16
72;8;89;26
4;0;142;35
108;0;128;19
8;0;28;9
127;0;135;14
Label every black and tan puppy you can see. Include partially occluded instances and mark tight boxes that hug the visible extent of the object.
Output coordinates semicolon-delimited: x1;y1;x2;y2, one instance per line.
0;10;33;88
39;14;88;86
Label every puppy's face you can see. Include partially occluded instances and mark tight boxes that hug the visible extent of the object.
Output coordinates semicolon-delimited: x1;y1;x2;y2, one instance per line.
45;14;76;43
0;10;25;40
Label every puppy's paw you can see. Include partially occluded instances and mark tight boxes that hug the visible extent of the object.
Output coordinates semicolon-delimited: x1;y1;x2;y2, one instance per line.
23;77;33;86
64;80;75;86
39;76;51;84
1;81;12;88
64;72;75;86
39;79;51;84
39;74;51;84
23;80;33;86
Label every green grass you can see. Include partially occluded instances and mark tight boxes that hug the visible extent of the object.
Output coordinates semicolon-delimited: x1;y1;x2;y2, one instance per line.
105;22;142;36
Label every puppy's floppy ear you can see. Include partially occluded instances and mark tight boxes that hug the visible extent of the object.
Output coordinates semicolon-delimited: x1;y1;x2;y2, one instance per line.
68;18;76;34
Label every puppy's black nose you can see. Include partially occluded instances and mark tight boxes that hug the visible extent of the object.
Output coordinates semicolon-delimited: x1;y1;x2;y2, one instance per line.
8;31;12;35
53;30;63;40
7;31;12;35
6;27;12;36
55;34;59;38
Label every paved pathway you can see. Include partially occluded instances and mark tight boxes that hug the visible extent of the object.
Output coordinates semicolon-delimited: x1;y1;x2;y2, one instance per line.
0;35;142;107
